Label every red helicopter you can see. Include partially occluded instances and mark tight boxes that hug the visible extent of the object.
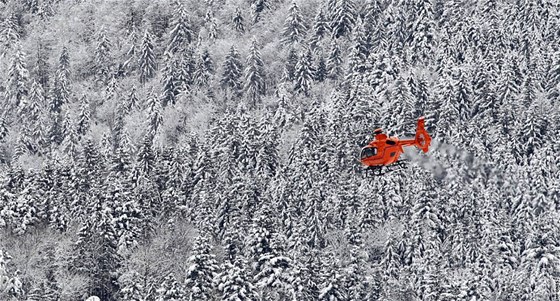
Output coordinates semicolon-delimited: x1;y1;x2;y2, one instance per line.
360;117;432;175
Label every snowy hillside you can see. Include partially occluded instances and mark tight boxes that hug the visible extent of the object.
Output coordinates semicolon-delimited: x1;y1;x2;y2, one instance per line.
0;0;559;300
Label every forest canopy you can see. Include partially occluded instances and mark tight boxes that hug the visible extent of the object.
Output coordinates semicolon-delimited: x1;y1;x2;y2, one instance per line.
0;0;559;300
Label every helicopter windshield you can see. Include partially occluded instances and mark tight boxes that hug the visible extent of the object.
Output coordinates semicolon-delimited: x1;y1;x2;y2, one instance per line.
361;147;377;159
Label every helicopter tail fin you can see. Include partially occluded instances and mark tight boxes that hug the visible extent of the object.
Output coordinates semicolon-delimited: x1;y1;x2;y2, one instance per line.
415;116;431;153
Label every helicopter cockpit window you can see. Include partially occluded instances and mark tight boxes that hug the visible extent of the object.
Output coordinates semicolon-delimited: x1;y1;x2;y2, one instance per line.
361;147;377;159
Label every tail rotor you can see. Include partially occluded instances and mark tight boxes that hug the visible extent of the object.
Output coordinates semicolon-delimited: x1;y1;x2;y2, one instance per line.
415;116;431;153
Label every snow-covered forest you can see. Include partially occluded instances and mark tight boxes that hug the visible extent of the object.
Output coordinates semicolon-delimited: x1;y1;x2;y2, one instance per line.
0;0;559;300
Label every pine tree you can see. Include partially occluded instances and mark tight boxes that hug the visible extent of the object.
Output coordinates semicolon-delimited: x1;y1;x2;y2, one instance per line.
249;0;271;24
0;249;23;299
58;46;71;81
22;80;45;151
254;233;297;299
312;8;331;43
146;89;163;136
50;49;71;114
155;272;186;301
167;1;194;53
233;7;245;33
62;111;79;161
281;2;307;46
408;0;437;63
217;260;259;301
318;255;346;301
161;52;179;106
283;47;298;82
185;235;219;300
544;51;560;101
5;176;40;235
194;49;214;87
0;13;20;56
77;95;91;137
95;28;113;86
243;39;265;107
294;48;314;96
314;54;328;82
34;41;51;89
48;112;64;145
221;45;244;95
208;18;218;41
108;179;142;253
177;46;196;92
137;132;156;176
326;40;343;80
140;29;156;84
5;43;29;109
90;208;122;301
346;17;369;78
330;0;356;38
118;270;145;301
36;246;60;301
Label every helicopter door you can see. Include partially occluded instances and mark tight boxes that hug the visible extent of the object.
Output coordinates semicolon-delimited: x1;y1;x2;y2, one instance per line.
360;147;377;159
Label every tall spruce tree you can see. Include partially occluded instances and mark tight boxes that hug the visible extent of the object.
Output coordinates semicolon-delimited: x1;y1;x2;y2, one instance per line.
243;39;265;107
221;45;244;95
5;43;29;109
294;48;314;96
167;1;193;53
139;29;156;84
281;2;307;46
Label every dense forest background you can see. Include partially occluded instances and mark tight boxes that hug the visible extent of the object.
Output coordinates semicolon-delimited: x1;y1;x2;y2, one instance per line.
0;0;559;300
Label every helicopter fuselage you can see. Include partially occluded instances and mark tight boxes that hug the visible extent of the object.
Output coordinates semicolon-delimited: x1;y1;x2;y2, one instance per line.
360;137;416;167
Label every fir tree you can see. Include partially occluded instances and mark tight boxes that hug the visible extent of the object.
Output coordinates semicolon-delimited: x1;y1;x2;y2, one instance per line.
208;17;219;41
161;52;179;106
118;270;145;301
48;112;64;145
294;48;314;96
167;1;194;53
330;0;356;38
90;208;122;301
95;28;113;86
5;43;29;109
58;46;71;81
77;95;91;137
185;235;219;300
250;0;271;24
233;7;245;33
22;80;45;151
194;49;214;87
281;2;307;46
146;89;163;136
50;48;71;117
62;111;79;161
220;45;244;95
243;39;265;107
155;272;185;301
139;29;156;84
326;40;343;80
0;13;20;55
312;8;331;43
34;41;51;89
137;133;156;176
217;260;259;301
314;55;327;82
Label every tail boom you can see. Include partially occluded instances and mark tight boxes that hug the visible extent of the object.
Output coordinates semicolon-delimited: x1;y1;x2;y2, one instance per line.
397;117;432;153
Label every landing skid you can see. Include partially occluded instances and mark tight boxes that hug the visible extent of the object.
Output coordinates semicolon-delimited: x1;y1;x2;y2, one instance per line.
363;160;408;176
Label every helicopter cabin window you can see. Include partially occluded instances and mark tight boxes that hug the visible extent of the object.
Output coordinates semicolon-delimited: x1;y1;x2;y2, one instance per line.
361;147;377;159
